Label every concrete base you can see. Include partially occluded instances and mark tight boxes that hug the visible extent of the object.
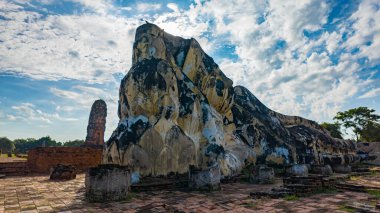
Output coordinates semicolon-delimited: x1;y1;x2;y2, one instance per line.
189;165;221;191
288;164;309;177
357;142;380;165
310;165;333;176
249;165;275;184
85;164;131;202
332;165;352;174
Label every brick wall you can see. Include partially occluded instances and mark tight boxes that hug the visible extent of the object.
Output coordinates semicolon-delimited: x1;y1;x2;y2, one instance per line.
27;147;103;173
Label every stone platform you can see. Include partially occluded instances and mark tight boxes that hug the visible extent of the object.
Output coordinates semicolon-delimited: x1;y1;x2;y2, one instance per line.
1;173;380;212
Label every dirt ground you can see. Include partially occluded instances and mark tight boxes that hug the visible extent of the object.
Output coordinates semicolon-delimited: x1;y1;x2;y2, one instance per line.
0;155;26;163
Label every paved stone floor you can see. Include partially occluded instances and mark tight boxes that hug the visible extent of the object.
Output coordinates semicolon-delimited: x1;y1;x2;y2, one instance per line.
0;174;379;213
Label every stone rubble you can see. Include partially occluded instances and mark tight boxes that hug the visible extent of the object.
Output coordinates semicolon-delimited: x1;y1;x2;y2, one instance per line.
49;164;76;180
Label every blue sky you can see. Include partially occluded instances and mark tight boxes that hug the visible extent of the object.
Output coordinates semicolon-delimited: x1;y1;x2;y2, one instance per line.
0;0;379;141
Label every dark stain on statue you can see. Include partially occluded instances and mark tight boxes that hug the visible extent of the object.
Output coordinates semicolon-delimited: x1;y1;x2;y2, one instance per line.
231;106;254;126
132;58;166;90
223;116;233;125
202;54;218;74
108;118;150;150
215;79;224;96
194;70;204;87
201;102;210;123
205;144;225;156
164;106;174;120
177;80;196;117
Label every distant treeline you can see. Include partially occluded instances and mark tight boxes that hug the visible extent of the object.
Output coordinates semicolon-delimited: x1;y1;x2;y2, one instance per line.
0;136;84;154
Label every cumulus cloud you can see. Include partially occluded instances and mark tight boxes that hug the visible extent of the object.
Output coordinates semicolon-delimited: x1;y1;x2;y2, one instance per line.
0;1;138;83
136;3;161;12
9;102;78;123
49;85;119;137
359;88;380;99
187;0;379;121
49;85;117;108
167;3;180;13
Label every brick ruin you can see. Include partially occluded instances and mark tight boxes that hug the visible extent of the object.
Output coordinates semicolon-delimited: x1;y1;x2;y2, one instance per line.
85;99;107;146
0;100;108;175
27;147;102;173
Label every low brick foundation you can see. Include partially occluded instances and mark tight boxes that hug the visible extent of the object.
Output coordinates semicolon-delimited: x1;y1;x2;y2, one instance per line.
27;147;103;173
0;162;29;176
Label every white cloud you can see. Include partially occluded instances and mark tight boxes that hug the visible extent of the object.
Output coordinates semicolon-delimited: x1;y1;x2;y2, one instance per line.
219;59;248;85
346;0;380;63
49;85;119;137
119;7;132;11
56;105;75;112
359;88;380;99
167;3;179;13
49;85;117;107
71;0;110;15
0;1;138;83
1;0;379;126
6;114;17;121
152;6;212;52
183;0;378;121
9;102;78;123
137;3;161;12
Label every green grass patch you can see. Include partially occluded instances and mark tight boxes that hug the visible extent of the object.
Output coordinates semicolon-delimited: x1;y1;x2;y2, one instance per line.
311;187;337;195
349;176;361;181
241;167;251;176
338;205;355;213
366;189;380;198
125;192;136;202
0;154;16;158
284;195;299;201
242;202;257;209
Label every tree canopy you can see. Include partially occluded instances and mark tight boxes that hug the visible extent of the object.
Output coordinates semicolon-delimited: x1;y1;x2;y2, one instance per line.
334;107;380;142
0;136;86;154
64;140;84;147
320;122;343;139
0;137;15;154
360;121;380;142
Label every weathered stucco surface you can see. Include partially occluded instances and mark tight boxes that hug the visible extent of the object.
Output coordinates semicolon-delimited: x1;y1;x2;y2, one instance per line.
102;23;356;178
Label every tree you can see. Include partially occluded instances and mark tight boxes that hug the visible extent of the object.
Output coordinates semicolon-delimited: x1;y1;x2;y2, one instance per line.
13;136;62;154
13;138;36;154
320;122;343;139
360;121;380;142
334;107;380;142
64;140;84;147
0;137;15;154
35;136;62;147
